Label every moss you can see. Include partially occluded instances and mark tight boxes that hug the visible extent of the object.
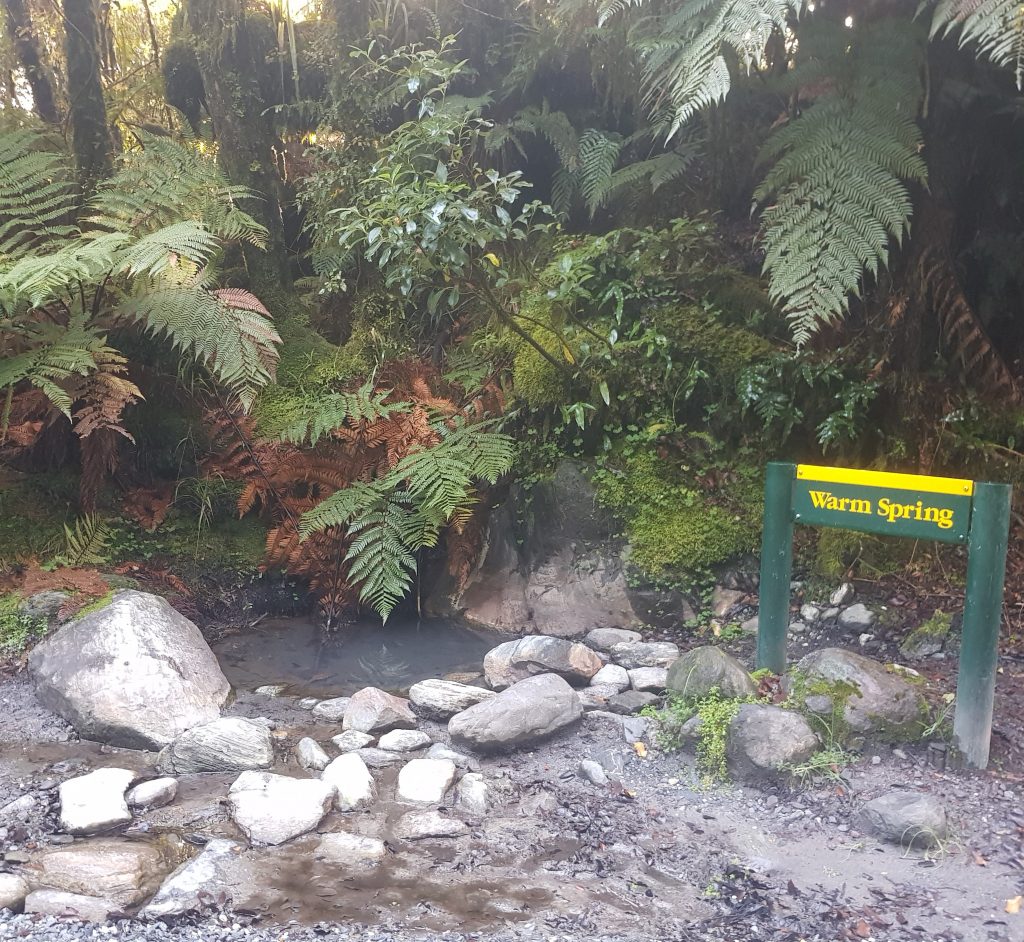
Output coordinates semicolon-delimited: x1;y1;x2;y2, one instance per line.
901;611;952;654
812;528;912;582
73;590;115;619
702;272;774;324
595;450;762;580
783;668;859;747
650;304;776;379
512;324;570;408
0;472;76;566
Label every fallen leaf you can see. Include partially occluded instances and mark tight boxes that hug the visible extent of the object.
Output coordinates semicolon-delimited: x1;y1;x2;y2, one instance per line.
633;742;648;758
971;850;988;867
852;917;871;938
1007;896;1022;914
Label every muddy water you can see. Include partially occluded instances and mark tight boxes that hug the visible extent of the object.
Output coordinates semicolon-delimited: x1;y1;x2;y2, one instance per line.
211;616;508;697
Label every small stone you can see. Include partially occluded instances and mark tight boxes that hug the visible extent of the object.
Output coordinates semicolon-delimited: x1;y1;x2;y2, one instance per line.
585;627;643;652
591;664;630;692
822;607;840;621
396;758;456;804
871;755;882;765
295;737;330;771
228;771;335;844
857;790;948;848
378;729;432;752
331;730;374;752
609;640;680;669
800;604;820;623
621;716;649;742
830;583;854;607
0;873;29;912
315;831;386;867
0;794;35;822
254;684;287;697
126;777;177;810
765;795;779;809
426;743;478;770
726;705;819;782
577;684;620;711
357;748;405;768
31;839;170;906
790;621;808;634
394;810;468;840
24;889;120;922
312;697;351;723
578;760;608;786
803;694;833;715
298;697;321;710
628;667;667;692
741;615;759;635
859;632;874;647
838;604;875;630
343;687;417;734
455;772;489;814
484;636;603;689
321;753;376;811
59;767;134;835
608;690;659;714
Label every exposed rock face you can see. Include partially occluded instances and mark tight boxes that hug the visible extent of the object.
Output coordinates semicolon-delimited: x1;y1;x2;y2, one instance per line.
24;890;120;922
726;705;819;781
315;832;386;867
796;648;928;736
59;768;134;835
342;688;417;734
394;810;469;840
160;718;274;774
227;772;335;845
408;679;495;719
321;753;376;811
609;641;680;670
483;636;603;689
31;839;170;906
28;590;230;749
448;673;583;752
142;839;243;918
396;758;456;804
666;646;757;700
126;777;177;810
857;791;948;848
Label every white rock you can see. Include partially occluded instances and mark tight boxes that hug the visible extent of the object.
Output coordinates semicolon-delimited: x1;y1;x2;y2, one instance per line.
628;667;668;692
331;730;374;752
394;810;468;840
24;890;119;922
312;697;351;723
59;767;134;835
800;604;820;623
161;717;274;774
0;873;28;912
830;583;854;606
455;772;489;815
590;664;630;692
295;737;330;771
32;839;169;906
407;679;494;719
742;615;759;635
396;758;456;804
314;831;386;867
254;684;287;697
228;771;335;845
142;839;242;918
343;687;417;734
321;753;376;811
378;729;431;752
298;697;320;710
126;777;177;810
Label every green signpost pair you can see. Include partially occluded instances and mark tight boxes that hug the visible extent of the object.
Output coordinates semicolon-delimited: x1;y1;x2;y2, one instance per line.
757;462;1011;769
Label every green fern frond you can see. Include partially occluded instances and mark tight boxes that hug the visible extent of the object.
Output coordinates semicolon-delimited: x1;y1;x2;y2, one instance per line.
274;383;410;445
53;513;112;567
579;129;625;214
2;233;126;307
754;21;928;344
930;0;1024;88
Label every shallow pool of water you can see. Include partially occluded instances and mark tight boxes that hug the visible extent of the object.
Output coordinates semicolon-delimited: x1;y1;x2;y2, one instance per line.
212;616;507;698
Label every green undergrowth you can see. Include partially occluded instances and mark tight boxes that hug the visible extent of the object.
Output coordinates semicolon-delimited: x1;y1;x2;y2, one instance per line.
0;473;78;566
810;527;914;583
0;593;45;658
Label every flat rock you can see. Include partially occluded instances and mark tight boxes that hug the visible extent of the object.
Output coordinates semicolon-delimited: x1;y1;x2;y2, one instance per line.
322;753;376;811
160;718;274;774
726;704;818;781
455;772;489;814
24;889;120;922
59;768;134;835
666;646;757;699
378;729;432;752
142;839;242;918
856;790;948;848
484;635;603;689
796;648;928;736
314;831;387;867
295;737;330;771
343;688;417;734
28;590;229;749
396;758;456;803
591;664;630;692
628;667;667;692
609;640;679;669
585;628;643;652
408;679;495;719
448;673;583;752
126;777;177;810
228;771;335;844
608;690;659;714
331;730;374;752
356;747;405;768
0;873;29;912
31;839;170;906
311;697;351;723
394;810;468;840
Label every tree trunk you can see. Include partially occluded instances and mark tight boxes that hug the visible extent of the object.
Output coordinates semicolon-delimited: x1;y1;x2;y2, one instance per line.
62;0;112;189
182;0;290;284
2;0;60;123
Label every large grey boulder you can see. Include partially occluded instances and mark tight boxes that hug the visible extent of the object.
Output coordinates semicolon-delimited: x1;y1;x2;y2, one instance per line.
227;772;335;845
59;768;134;835
666;647;757;700
448;673;582;752
342;687;417;734
857;791;948;848
30;839;171;907
142;839;243;918
796;648;928;737
28;591;230;749
726;705;819;781
483;636;603;689
408;679;495;719
159;718;274;774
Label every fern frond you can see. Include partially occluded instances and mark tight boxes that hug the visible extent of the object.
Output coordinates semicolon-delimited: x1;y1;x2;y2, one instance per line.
579;129;624;214
53;514;112;568
930;0;1024;88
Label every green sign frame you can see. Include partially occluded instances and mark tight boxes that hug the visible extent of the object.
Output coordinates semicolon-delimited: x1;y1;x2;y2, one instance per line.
757;462;1011;770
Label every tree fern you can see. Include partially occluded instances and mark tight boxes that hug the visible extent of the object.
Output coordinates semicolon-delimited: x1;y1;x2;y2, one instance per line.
272;383;411;446
930;0;1024;88
754;22;928;343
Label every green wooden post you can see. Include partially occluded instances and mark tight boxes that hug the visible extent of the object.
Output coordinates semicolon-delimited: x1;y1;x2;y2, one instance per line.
953;481;1012;769
757;462;796;674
